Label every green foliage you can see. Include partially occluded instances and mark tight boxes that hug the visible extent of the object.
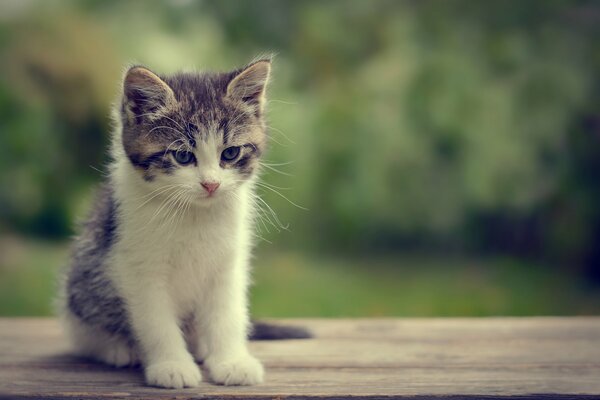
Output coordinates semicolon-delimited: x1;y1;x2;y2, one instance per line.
0;239;67;315
0;0;598;275
252;251;600;317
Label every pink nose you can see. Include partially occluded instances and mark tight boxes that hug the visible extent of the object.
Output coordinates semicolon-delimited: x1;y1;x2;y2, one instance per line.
201;181;220;194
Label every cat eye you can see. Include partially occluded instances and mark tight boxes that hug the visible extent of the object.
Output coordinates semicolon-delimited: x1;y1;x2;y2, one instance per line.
221;146;241;162
173;150;195;165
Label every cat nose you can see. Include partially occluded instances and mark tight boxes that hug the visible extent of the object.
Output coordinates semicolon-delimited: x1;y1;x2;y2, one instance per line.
201;181;220;194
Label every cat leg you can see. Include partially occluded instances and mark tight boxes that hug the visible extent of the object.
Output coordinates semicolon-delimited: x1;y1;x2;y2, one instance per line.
119;271;202;389
183;318;206;362
62;311;139;367
196;267;264;386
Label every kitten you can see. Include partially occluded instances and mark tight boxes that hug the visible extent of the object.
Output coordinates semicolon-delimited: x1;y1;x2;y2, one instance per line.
59;59;308;389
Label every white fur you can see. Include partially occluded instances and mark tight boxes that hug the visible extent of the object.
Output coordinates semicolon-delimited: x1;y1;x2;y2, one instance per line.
66;123;264;388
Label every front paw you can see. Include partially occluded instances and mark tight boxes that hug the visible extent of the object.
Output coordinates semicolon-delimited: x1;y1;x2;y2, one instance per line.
205;354;264;386
145;359;202;389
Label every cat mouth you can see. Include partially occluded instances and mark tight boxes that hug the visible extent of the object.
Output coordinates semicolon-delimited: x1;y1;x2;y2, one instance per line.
194;192;221;204
201;190;220;199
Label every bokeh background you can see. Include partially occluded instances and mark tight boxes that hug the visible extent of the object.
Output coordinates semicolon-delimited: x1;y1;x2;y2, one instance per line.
1;0;599;317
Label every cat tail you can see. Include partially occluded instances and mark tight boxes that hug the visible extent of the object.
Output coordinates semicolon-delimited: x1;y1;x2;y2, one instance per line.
249;321;312;340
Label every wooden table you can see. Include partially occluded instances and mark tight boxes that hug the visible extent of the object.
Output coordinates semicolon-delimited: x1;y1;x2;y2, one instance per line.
1;318;599;399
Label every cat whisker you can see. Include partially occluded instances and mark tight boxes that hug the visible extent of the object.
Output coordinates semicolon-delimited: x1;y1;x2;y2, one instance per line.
255;182;308;211
158;114;185;130
265;124;295;145
163;191;193;241
259;163;294;177
129;111;165;121
252;193;290;231
145;187;191;229
243;123;295;146
164;138;186;152
145;125;187;139
256;181;292;191
132;184;187;210
267;98;298;106
135;183;183;201
160;189;188;226
249;196;279;233
260;160;295;167
174;141;189;154
228;190;275;241
89;165;110;178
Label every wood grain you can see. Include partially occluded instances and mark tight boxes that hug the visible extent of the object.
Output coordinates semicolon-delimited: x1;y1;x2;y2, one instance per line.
0;318;599;399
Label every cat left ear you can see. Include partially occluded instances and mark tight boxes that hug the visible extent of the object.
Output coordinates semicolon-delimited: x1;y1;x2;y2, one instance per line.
226;60;271;113
122;66;176;125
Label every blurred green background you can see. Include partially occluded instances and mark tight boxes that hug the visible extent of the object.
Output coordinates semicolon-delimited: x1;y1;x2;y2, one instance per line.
1;0;599;317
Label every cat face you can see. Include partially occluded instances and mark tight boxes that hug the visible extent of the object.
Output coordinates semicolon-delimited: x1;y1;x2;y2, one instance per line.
119;61;270;205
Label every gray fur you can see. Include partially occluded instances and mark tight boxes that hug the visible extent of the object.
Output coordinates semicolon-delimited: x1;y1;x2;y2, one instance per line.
66;184;133;340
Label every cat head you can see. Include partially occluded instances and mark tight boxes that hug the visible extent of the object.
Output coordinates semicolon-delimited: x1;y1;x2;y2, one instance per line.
118;59;271;205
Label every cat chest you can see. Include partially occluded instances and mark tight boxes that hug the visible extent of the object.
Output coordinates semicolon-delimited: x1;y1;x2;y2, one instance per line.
164;227;239;310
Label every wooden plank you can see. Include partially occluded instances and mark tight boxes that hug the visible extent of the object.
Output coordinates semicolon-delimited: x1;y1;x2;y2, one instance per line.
0;318;599;399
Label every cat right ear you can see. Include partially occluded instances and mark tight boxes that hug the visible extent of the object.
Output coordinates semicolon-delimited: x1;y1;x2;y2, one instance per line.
122;66;175;125
226;60;271;114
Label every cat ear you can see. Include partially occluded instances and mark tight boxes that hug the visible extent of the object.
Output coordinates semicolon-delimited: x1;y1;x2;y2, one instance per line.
122;66;175;124
226;60;271;113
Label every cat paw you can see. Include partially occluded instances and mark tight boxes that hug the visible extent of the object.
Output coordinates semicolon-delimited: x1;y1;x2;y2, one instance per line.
205;354;264;386
145;359;202;389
